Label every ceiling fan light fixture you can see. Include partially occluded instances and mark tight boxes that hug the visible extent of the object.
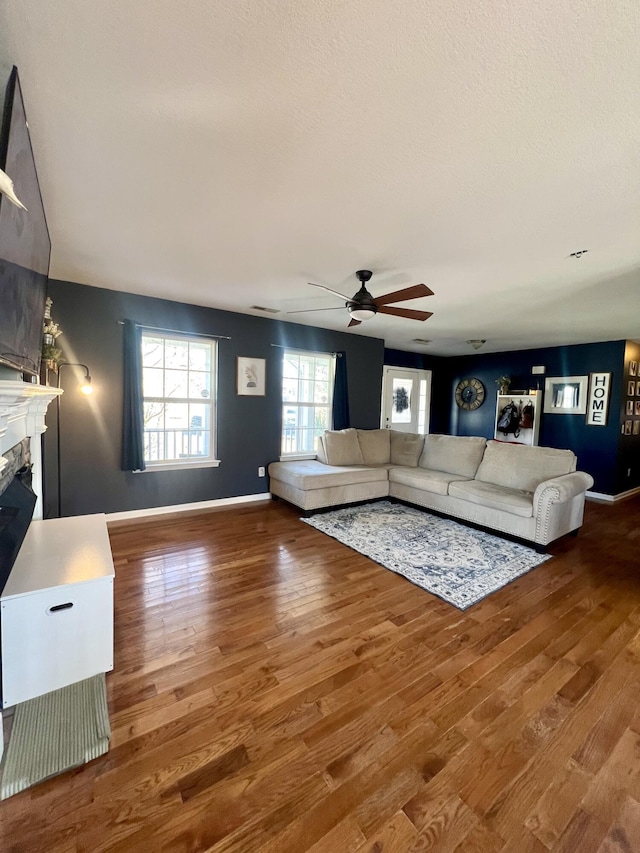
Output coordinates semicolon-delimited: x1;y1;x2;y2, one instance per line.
348;306;376;321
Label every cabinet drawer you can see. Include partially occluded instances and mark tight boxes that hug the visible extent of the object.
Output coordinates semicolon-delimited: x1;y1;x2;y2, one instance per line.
1;577;113;707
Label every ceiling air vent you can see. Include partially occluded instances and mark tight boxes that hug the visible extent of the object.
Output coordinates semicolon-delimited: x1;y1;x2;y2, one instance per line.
412;338;431;344
250;305;280;314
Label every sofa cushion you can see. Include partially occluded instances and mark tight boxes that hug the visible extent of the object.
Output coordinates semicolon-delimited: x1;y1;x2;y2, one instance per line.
448;479;534;518
390;431;424;467
389;466;470;496
322;428;364;466
268;459;387;491
357;429;391;465
475;441;577;492
419;434;487;479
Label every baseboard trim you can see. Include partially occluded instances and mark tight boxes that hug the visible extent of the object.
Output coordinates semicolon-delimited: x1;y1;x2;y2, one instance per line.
105;492;271;523
586;486;640;503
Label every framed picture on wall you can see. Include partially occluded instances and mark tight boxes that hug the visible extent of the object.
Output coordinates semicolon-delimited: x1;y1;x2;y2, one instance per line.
624;420;633;435
627;400;634;416
237;357;266;396
629;380;636;396
634;421;640;436
636;381;640;396
636;401;640;416
630;360;638;376
543;376;588;415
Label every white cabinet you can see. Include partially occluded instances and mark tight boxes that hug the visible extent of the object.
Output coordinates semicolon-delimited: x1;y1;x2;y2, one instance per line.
0;514;114;708
494;392;542;447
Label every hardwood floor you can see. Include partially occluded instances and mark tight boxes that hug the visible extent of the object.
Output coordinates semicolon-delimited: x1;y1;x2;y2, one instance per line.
1;495;640;852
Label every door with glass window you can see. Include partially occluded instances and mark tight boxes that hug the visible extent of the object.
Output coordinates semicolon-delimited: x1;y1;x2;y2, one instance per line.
380;367;431;433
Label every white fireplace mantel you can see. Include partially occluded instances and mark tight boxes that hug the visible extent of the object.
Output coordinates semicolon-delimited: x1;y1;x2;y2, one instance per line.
0;380;63;519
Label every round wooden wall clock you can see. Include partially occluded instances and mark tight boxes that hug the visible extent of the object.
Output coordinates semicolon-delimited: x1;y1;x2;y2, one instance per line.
455;378;486;410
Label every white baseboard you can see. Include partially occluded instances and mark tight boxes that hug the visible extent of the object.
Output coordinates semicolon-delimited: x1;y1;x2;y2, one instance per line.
105;492;271;523
586;486;640;503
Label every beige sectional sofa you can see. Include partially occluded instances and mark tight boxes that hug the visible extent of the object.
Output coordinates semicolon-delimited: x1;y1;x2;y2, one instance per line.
268;428;594;550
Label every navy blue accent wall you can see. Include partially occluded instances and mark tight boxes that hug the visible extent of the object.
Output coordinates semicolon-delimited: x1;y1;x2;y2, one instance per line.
44;280;384;517
445;340;626;494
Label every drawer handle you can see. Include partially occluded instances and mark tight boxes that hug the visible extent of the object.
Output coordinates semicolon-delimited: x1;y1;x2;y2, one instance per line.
49;602;74;613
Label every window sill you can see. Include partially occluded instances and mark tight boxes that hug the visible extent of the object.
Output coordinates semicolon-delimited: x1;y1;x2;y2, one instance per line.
135;460;221;473
279;453;317;462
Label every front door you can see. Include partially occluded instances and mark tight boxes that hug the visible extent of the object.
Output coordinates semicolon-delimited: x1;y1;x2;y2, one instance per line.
380;367;431;433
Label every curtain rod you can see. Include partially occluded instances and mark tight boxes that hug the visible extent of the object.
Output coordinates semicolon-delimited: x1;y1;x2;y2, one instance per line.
117;321;231;341
270;343;342;356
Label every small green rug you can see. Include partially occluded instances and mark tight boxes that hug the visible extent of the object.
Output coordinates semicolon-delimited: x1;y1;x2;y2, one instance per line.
1;674;110;799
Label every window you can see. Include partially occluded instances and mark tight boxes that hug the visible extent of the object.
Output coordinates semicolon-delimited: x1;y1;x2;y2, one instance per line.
141;332;217;467
281;350;334;456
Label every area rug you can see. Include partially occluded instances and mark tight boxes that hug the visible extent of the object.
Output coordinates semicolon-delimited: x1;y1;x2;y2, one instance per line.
1;674;110;799
302;501;551;610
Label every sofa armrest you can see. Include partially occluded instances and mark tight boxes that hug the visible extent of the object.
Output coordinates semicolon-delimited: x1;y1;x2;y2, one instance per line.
533;471;594;514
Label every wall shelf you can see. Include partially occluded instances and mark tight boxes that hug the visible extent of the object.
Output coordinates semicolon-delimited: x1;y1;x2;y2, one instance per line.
494;392;541;447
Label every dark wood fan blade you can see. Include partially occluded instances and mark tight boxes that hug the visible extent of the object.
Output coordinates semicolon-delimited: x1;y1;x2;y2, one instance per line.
373;284;434;307
348;318;362;327
309;283;350;300
287;307;343;314
378;306;433;321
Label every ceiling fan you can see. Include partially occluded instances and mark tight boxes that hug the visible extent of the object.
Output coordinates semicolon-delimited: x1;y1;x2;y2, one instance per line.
288;270;434;327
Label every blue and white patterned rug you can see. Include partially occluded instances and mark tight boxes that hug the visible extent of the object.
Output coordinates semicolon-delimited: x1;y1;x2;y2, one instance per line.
302;501;551;610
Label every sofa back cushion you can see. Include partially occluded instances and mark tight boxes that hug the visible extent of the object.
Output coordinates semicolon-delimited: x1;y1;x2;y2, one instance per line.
390;431;424;467
419;434;487;479
322;428;364;466
475;441;577;492
356;429;391;465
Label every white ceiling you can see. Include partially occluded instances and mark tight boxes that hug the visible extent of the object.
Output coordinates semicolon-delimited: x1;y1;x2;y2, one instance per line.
1;0;639;355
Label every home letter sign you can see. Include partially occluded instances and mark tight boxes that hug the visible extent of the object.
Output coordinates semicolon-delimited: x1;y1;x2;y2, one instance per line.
586;372;611;426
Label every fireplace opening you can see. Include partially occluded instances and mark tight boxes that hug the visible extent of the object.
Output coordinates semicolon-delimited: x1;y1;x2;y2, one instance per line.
0;439;35;594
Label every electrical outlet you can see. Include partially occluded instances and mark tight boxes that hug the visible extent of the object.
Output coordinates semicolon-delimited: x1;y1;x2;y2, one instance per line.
258;466;265;477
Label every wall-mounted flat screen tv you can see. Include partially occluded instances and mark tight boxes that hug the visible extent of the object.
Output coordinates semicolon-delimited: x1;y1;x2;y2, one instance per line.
0;67;50;377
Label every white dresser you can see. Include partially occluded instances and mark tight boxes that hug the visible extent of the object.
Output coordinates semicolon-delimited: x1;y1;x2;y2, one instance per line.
0;514;114;710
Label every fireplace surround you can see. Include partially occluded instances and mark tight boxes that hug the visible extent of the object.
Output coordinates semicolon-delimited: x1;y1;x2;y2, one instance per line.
0;377;61;590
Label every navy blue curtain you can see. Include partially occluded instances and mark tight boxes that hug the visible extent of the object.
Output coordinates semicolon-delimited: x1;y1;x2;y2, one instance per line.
332;352;350;430
121;320;146;471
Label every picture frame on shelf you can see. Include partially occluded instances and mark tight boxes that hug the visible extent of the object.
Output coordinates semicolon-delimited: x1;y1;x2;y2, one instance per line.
543;376;588;415
237;357;266;396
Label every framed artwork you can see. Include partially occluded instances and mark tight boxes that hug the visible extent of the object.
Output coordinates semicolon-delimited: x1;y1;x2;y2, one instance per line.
586;373;611;426
630;361;638;376
237;357;266;396
634;421;640;436
626;400;634;416
636;401;640;416
624;420;632;435
636;381;640;396
628;380;636;396
543;376;588;415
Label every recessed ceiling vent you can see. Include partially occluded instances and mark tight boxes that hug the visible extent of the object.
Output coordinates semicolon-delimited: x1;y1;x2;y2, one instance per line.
250;305;280;314
412;338;431;344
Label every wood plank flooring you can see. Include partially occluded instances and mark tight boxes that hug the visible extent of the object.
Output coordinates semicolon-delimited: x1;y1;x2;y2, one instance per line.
1;495;640;852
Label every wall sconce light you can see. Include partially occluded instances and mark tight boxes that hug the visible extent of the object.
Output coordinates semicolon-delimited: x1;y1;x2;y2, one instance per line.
55;362;94;517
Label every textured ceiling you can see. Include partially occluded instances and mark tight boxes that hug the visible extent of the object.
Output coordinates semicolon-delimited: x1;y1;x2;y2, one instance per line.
1;0;639;355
